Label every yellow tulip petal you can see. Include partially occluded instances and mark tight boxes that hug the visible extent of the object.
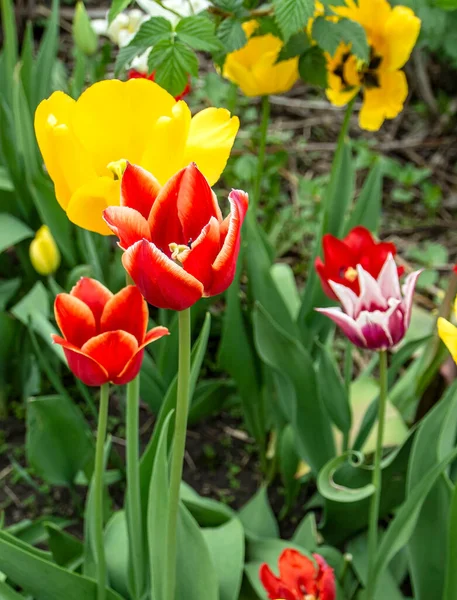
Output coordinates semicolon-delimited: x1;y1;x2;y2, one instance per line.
242;20;259;38
141;101;191;184
438;317;457;365
453;296;457;321
183;108;240;186
223;57;258;96
67;177;120;235
383;7;421;71
359;70;407;131
332;0;391;32
253;51;299;96
71;79;176;175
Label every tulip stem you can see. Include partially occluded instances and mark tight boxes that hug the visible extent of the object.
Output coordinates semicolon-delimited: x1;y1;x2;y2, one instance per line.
343;339;353;451
94;383;109;600
165;307;191;600
253;94;270;208
126;375;144;599
366;350;388;599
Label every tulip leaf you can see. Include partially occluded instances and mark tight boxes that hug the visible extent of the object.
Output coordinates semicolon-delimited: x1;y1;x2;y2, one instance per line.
108;0;131;24
0;528;123;600
278;425;301;516
0;213;33;253
0;581;26;600
317;343;352;436
34;0;59;106
444;482;457;600
180;482;234;527
272;0;314;41
317;452;375;503
45;523;83;570
148;39;198;97
26;395;94;486
344;157;383;234
239;486;278;540
176;16;222;52
253;303;335;473
292;513;318;551
104;512;130;599
203;518;245;600
217;17;247;53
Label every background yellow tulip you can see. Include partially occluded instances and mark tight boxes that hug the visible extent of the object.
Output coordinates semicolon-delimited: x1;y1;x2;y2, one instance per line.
29;225;61;276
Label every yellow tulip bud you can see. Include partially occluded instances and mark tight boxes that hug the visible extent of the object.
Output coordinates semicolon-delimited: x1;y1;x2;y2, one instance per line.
73;1;98;57
29;226;61;276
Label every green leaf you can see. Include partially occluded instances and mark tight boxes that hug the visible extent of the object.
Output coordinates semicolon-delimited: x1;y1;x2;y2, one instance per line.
298;46;328;87
273;0;314;41
292;513;318;551
217;17;247;52
0;581;26;600
277;31;311;61
148;412;173;600
311;17;341;56
203;518;244;600
104;512;130;599
312;17;368;61
180;482;234;527
0;278;21;311
317;452;375;503
26;395;94;486
176;503;219;600
278;425;301;516
176;16;222;52
0;528;123;600
46;523;84;569
317;343;352;435
253;304;335;473
444;482;457;600
0;0;18;105
108;0;132;24
239;486;278;540
372;446;457;592
340;18;369;62
34;0;59;106
148;39;198;97
344;158;383;234
0;213;33;252
270;263;301;321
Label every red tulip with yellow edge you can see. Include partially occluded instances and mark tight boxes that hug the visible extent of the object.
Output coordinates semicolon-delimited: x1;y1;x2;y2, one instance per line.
103;162;249;311
52;277;169;386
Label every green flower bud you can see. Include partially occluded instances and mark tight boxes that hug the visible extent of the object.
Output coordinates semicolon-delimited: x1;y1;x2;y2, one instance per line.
73;1;98;57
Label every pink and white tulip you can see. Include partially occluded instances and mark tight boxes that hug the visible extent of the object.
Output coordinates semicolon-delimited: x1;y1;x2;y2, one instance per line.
316;255;421;351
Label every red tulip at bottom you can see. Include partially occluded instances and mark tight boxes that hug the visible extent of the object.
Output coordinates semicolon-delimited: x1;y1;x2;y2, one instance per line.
52;277;169;386
104;162;249;311
260;549;336;600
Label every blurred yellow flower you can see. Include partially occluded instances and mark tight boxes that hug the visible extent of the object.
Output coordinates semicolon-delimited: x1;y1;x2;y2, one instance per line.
438;299;457;364
325;0;421;131
222;21;299;97
29;225;61;276
34;79;239;235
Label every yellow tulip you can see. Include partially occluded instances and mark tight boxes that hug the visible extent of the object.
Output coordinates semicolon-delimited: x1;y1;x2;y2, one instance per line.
438;298;457;365
324;0;421;131
29;225;61;276
222;21;299;97
34;79;239;235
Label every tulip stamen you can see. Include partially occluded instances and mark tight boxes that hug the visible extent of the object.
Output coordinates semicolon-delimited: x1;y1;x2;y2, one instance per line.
107;158;128;180
169;242;189;265
344;267;358;283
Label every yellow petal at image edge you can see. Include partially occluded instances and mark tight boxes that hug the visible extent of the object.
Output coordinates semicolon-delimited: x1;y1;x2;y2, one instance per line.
438;317;457;365
383;7;421;71
66;178;121;236
359;70;407;131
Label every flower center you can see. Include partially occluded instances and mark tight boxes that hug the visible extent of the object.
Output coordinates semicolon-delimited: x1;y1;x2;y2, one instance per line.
360;49;383;89
339;266;358;283
107;158;128;180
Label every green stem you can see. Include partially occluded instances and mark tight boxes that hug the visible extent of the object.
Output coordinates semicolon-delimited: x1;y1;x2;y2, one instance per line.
343;339;353;452
253;95;270;208
126;375;143;599
94;383;109;600
164;308;191;600
366;350;388;599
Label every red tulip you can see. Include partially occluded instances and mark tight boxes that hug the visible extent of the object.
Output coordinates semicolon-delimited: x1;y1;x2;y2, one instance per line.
52;277;169;386
127;69;191;101
315;226;403;300
260;549;336;600
103;162;249;311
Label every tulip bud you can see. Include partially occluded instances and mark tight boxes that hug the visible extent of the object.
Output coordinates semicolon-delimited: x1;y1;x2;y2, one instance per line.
73;1;98;57
29;225;61;276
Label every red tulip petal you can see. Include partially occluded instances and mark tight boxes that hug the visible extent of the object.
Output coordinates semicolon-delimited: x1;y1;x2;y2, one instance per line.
322;234;356;271
121;162;161;219
54;293;96;347
259;564;295;600
139;326;170;349
70;277;113;324
181;217;221;291
122;239;204;310
369;241;397;275
82;330;138;381
100;285;148;344
52;335;109;386
112;349;145;385
315;256;338;301
207;189;248;297
148;169;187;256
344;226;375;256
103;206;151;250
176;163;222;242
278;549;317;597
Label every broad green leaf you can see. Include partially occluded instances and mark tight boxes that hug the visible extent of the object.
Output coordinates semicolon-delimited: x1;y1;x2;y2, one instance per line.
12;68;40;182
299;46;328;88
407;381;457;600
46;523;84;570
105;512;130;599
0;166;14;192
217;17;247;52
273;0;314;40
270;263;301;321
0;278;20;310
318;343;351;435
188;379;233;425
339;18;369;62
317;452;375;503
176;16;222;52
203;518;244;600
34;0;59;106
7;516;72;548
20;22;35;110
239;486;278;540
444;482;457;600
0;528;123;600
0;581;25;599
372;446;457;592
312;18;369;62
253;304;335;473
0;0;18;104
276;31;310;62
344;158;383;234
292;513;318;551
148;411;173;600
0;213;33;252
148;39;198;97
278;426;301;516
26;395;94;486
176;503;219;600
